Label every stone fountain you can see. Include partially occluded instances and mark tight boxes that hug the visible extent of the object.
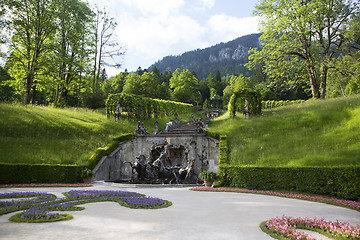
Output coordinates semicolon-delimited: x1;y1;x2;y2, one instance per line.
93;114;219;184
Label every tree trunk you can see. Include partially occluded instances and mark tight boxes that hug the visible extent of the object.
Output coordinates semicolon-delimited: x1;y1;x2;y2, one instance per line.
23;75;32;104
307;65;320;100
61;87;68;105
54;82;60;107
78;72;82;106
320;65;328;99
31;81;37;104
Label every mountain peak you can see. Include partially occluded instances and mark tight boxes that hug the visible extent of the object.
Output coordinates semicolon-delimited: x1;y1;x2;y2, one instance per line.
147;33;261;79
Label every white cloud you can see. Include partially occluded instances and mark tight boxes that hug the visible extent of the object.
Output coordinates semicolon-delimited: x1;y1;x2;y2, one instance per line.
115;2;208;62
206;14;259;42
86;0;259;73
118;0;185;16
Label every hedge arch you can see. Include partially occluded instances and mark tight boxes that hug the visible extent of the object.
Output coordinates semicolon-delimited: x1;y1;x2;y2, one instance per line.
228;90;262;118
106;93;193;120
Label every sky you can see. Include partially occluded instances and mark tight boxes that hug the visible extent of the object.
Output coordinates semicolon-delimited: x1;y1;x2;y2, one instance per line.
88;0;261;76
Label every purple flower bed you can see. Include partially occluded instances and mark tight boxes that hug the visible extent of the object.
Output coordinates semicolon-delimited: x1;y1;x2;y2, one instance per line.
0;183;92;188
0;190;171;222
191;187;360;210
265;215;360;239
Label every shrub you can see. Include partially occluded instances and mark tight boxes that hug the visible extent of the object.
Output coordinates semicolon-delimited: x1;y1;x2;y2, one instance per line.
106;93;193;119
262;100;306;109
199;171;218;182
204;130;220;140
219;166;360;201
87;133;134;170
0;164;82;184
81;91;105;109
219;135;228;165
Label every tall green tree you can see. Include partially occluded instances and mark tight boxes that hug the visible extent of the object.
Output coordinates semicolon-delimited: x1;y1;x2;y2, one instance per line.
169;69;201;103
249;0;360;100
139;72;160;98
53;0;93;106
122;72;141;95
328;50;360;96
102;70;128;96
207;71;224;96
222;74;250;103
0;0;8;58
7;0;57;104
92;7;123;93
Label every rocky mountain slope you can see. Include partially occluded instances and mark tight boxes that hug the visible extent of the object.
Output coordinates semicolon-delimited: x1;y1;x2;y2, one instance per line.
147;33;261;79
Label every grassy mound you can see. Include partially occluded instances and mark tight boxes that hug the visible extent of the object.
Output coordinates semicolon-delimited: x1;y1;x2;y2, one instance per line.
0;104;135;165
208;95;360;167
0;103;202;166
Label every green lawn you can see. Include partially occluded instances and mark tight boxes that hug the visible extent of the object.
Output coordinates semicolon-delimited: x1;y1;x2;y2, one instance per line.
1;95;359;167
0;104;135;165
0;103;202;165
208;95;360;167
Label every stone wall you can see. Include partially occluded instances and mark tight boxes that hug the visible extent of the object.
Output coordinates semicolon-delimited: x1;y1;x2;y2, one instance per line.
93;134;219;182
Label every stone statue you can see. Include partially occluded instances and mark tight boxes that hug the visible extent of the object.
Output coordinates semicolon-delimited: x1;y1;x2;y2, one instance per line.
178;160;196;183
174;113;181;125
188;114;196;124
243;96;250;119
135;121;148;136
153;121;160;135
114;102;122;122
127;155;148;181
165;121;173;132
195;118;205;133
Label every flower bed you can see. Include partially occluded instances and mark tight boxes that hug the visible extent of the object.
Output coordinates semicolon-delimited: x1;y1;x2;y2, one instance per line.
191;187;360;211
0;183;92;188
262;215;360;240
0;190;172;223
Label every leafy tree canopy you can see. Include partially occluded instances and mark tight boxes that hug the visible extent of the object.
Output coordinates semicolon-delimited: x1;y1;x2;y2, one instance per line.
169;69;201;103
249;0;360;100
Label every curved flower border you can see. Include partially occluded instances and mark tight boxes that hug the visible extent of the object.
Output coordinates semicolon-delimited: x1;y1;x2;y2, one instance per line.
0;190;172;223
0;183;92;188
261;215;360;240
191;187;360;211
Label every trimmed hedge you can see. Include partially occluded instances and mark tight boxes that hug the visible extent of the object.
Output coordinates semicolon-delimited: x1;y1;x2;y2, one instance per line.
106;93;193;119
0;133;135;184
87;133;135;170
219;135;228;165
0;164;82;184
205;130;220;140
262;100;306;109
219;166;360;201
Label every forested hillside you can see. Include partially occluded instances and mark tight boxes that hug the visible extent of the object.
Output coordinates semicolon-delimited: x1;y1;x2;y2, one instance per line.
148;33;261;80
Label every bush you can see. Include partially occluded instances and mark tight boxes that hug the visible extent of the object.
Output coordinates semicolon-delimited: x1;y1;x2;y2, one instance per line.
219;166;360;201
106;93;193;119
219;135;228;165
205;130;220;140
81;91;105;109
0;164;82;184
262;100;306;109
199;171;218;181
87;133;134;170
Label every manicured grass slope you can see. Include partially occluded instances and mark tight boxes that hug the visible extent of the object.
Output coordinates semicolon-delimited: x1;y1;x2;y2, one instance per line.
0;103;202;165
0;104;134;165
209;95;360;167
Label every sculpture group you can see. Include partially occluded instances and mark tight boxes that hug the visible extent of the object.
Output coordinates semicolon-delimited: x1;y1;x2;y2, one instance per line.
127;114;210;184
127;146;198;184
